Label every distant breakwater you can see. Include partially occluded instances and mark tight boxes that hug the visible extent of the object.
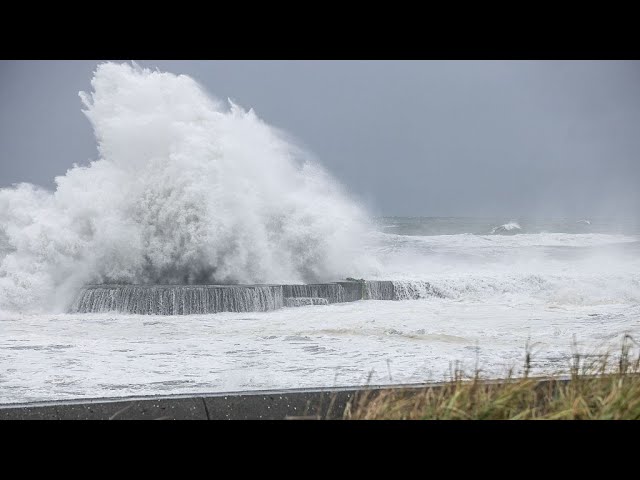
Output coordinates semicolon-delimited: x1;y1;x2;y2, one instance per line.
69;279;415;315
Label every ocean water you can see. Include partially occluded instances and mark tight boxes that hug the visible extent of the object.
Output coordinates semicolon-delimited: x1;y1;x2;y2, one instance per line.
1;63;639;403
1;217;639;404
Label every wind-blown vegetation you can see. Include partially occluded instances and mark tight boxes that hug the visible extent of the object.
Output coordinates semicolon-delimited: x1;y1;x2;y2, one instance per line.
344;336;640;420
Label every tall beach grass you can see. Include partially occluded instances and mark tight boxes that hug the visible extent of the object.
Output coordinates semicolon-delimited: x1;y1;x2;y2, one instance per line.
343;336;640;420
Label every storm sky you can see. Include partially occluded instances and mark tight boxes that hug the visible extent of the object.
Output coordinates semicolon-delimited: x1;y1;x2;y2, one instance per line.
1;60;639;217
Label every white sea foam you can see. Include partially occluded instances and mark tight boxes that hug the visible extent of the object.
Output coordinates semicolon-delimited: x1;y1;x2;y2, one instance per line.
2;301;638;403
373;231;637;249
364;230;640;307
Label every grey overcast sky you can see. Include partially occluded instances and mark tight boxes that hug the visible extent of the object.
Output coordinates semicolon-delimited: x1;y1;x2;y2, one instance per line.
1;60;639;217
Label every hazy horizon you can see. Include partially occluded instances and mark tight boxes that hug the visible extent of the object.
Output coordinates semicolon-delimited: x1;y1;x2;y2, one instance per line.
1;60;639;218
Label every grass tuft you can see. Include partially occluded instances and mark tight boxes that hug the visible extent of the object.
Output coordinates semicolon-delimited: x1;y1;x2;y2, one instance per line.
344;336;640;420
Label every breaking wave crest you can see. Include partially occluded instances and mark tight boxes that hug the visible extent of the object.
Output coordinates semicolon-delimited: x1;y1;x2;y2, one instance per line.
490;221;521;234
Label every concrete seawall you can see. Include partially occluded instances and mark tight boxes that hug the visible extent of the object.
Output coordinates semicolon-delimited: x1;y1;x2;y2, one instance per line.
0;384;428;420
69;280;397;315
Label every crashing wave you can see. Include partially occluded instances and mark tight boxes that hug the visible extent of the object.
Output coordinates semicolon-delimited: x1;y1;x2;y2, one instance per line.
0;62;375;313
490;221;522;235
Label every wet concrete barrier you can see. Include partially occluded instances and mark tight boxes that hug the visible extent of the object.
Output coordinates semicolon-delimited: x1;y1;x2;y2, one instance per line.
0;384;428;420
69;279;398;315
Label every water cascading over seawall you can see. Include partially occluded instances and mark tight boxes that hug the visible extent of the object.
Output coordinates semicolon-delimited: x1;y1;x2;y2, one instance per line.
69;280;439;315
364;280;395;300
70;285;284;315
282;284;347;304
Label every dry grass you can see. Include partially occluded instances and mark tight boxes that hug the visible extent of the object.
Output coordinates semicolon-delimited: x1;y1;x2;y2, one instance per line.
344;336;640;420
